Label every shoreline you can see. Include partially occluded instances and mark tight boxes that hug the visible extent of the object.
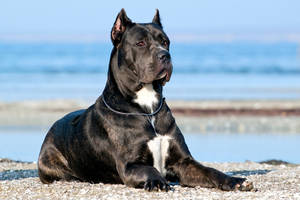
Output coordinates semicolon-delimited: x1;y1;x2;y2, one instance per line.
1;99;300;134
0;159;299;199
170;99;300;116
2;99;300;110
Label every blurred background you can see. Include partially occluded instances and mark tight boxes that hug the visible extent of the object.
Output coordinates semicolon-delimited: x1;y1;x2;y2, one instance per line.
0;0;300;163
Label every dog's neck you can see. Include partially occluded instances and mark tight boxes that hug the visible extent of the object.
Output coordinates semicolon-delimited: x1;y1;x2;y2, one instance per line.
133;84;159;113
102;76;162;114
101;48;163;114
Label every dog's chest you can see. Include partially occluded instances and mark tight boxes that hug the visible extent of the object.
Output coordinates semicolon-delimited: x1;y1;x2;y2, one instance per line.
146;118;171;176
147;135;171;176
134;84;170;176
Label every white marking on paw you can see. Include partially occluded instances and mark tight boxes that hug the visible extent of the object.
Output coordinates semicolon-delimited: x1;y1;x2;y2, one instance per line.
134;84;158;111
147;135;171;176
242;180;254;190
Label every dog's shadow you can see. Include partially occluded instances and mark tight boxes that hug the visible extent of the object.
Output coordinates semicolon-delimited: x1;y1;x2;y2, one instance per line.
226;169;272;176
0;169;272;181
0;169;38;181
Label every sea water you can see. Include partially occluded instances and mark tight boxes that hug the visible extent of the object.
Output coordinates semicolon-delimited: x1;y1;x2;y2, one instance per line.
1;128;300;163
0;42;300;101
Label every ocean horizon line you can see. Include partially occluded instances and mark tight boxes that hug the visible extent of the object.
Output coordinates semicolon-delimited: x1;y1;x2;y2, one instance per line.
1;33;300;43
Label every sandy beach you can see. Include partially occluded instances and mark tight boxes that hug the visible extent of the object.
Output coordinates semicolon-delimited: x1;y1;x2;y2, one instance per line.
0;159;299;200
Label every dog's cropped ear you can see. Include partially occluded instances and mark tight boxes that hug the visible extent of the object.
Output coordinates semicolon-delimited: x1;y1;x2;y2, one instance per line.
152;9;162;28
111;9;132;46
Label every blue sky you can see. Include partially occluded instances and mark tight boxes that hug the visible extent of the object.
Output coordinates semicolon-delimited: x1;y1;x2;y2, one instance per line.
1;0;300;41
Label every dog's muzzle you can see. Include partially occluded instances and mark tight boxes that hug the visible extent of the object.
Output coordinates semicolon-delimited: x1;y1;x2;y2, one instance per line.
156;50;172;85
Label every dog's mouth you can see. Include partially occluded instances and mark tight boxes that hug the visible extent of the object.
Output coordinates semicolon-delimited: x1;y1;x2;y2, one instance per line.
156;68;171;86
139;64;173;86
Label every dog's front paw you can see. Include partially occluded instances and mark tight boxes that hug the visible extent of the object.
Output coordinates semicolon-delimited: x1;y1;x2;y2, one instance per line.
234;178;255;191
221;177;254;191
143;177;170;192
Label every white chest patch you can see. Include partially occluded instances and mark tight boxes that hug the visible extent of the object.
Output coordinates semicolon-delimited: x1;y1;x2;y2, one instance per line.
147;135;171;176
134;84;158;111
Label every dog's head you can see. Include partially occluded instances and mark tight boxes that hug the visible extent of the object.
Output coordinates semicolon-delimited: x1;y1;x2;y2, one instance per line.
110;9;172;89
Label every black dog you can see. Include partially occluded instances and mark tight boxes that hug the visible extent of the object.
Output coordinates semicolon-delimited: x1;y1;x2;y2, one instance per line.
38;9;253;192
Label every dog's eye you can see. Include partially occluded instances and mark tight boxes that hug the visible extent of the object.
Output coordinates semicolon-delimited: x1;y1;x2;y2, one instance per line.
162;40;168;47
136;41;146;47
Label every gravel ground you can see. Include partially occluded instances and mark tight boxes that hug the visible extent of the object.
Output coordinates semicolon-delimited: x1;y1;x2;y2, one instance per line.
0;159;299;200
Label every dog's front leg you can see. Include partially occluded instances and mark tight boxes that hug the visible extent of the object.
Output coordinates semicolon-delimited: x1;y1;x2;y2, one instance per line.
171;157;253;191
117;163;170;191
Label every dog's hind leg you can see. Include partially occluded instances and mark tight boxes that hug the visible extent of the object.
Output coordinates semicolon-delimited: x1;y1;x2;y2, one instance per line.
38;144;77;184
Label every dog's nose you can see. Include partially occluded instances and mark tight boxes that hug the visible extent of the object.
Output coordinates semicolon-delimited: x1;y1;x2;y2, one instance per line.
158;51;171;62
